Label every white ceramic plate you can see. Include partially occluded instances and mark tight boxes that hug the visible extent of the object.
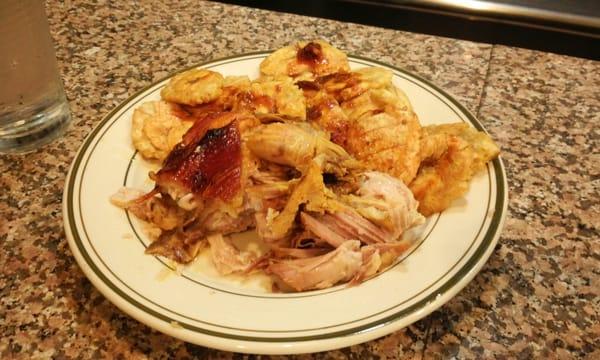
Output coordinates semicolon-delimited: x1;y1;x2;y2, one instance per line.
63;53;507;354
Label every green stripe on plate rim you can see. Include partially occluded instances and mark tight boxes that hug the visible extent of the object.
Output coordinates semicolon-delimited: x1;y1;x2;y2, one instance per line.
65;51;507;342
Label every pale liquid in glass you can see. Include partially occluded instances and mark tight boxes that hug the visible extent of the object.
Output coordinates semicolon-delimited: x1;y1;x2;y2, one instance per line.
0;0;71;153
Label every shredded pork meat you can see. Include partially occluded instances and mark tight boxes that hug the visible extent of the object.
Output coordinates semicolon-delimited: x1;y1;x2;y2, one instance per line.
267;240;363;292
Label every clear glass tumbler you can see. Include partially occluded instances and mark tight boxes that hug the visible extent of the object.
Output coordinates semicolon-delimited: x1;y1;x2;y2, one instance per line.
0;0;71;153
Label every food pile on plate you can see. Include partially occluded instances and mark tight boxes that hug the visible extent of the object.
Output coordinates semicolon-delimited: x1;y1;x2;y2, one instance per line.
111;40;499;292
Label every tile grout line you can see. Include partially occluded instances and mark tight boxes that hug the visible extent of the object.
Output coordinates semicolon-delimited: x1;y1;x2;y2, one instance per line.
475;45;496;120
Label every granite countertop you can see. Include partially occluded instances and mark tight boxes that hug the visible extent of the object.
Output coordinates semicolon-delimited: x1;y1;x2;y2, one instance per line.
1;1;598;358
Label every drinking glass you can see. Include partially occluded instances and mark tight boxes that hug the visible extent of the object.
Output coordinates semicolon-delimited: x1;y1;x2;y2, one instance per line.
0;0;71;153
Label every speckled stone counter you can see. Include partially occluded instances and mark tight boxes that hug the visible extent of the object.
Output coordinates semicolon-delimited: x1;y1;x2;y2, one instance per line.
1;1;598;358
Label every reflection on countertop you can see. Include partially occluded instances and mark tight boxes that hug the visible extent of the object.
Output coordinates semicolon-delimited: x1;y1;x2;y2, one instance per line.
218;0;600;60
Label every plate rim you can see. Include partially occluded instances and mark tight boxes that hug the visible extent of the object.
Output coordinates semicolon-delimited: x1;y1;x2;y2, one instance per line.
63;51;508;354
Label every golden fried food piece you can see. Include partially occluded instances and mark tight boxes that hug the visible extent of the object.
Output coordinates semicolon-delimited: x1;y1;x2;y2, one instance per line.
161;69;224;105
409;137;474;216
223;75;252;89
213;75;252;110
341;87;422;184
254;76;306;119
181;76;254;118
422;123;500;172
300;66;422;184
341;84;412;120
259;160;330;240
260;40;350;80
232;76;306;120
246;122;358;176
410;123;500;215
305;90;349;145
131;101;194;161
319;67;395;103
179;75;306;120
